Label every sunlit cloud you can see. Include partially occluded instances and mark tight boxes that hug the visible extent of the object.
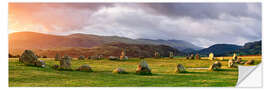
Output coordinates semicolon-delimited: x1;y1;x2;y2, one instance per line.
8;3;261;47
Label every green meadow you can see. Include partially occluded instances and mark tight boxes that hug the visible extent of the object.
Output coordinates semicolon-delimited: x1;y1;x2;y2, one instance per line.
9;58;248;87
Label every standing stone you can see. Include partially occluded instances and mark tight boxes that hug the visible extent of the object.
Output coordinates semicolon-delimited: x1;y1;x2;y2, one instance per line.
190;54;195;59
154;51;160;58
195;54;200;59
59;55;72;70
214;61;222;68
120;49;127;60
169;52;174;59
232;53;238;61
208;61;221;71
175;64;186;73
35;60;46;67
136;60;152;75
228;59;237;68
97;55;103;60
78;55;85;60
245;60;255;65
209;53;214;60
55;53;61;61
112;68;127;74
76;64;93;72
19;50;38;66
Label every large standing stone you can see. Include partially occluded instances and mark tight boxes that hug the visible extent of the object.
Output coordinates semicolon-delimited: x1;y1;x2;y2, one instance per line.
245;60;255;65
78;55;85;60
232;53;238;61
175;64;186;73
209;53;214;60
136;60;151;75
228;59;237;68
59;55;72;70
208;61;221;71
55;53;61;61
76;64;93;72
112;68;127;74
19;50;38;66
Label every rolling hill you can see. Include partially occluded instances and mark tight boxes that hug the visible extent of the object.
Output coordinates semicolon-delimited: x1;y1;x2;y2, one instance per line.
195;44;242;56
9;32;202;51
191;40;261;56
225;40;262;56
9;42;184;58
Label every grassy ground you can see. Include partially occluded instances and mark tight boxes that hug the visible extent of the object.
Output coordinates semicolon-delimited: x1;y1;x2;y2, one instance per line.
9;58;243;87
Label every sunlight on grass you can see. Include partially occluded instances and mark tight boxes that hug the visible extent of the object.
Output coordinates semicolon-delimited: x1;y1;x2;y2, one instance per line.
9;57;260;87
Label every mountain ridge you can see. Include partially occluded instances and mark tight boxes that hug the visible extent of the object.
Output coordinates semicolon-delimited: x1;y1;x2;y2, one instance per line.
9;31;202;51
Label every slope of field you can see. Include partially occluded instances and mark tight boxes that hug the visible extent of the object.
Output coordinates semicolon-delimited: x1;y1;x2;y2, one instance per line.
9;58;238;87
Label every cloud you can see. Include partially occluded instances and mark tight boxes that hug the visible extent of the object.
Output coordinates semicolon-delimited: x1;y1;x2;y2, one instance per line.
8;3;261;47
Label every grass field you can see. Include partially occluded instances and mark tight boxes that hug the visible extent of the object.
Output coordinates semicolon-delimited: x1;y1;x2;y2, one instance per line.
8;57;261;87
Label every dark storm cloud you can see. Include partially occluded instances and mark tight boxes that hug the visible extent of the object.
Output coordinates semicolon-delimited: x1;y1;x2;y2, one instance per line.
143;3;261;20
9;3;261;47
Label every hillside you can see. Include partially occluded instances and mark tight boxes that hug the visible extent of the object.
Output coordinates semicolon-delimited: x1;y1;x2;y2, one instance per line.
225;40;262;56
137;39;202;50
197;44;242;56
9;42;184;58
193;40;262;56
9;32;104;49
9;32;202;51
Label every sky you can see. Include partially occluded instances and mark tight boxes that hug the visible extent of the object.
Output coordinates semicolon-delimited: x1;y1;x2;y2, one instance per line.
8;3;262;48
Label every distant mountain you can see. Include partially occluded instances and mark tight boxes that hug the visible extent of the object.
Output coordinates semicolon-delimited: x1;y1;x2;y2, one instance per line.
9;32;104;49
194;40;262;56
137;39;202;50
225;40;262;56
181;48;197;53
9;32;202;51
9;42;184;58
196;44;242;56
